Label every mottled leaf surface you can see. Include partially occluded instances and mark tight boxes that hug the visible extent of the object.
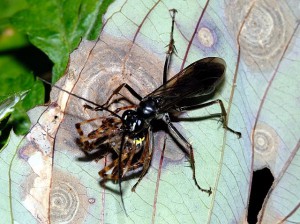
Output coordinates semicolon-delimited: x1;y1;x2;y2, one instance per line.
0;131;24;223
3;0;300;223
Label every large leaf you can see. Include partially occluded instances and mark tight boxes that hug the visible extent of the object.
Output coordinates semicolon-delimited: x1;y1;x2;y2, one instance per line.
0;0;28;51
3;0;300;223
11;0;113;82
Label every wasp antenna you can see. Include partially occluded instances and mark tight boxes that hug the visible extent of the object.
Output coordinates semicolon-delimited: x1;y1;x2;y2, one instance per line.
37;77;122;119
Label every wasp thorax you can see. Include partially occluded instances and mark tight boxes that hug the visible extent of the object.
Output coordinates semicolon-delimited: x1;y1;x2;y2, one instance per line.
138;98;157;119
122;110;144;134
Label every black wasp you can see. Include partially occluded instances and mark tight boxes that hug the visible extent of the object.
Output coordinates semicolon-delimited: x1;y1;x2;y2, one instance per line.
41;9;241;213
76;8;241;203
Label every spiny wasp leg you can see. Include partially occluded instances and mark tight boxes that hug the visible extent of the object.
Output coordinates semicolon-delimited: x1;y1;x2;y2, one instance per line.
101;83;143;108
179;99;242;138
82;104;106;112
164;9;177;84
163;114;212;195
166;9;177;56
113;105;137;113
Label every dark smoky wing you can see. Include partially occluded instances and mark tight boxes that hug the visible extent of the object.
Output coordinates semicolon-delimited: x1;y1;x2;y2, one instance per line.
146;57;226;112
149;57;226;98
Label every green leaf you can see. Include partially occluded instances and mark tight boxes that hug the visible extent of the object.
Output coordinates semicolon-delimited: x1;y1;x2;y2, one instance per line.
0;56;44;135
0;0;29;51
0;90;28;132
88;0;115;40
11;0;113;82
0;130;24;223
4;0;299;223
0;0;27;20
0;27;29;51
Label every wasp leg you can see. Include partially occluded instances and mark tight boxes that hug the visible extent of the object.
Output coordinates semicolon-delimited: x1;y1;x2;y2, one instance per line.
163;114;212;195
113;105;137;113
99;83;143;109
178;99;241;138
163;8;177;84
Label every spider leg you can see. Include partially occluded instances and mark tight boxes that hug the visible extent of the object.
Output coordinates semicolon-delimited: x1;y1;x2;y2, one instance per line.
121;139;140;177
98;151;129;180
75;117;121;151
98;129;152;192
131;128;153;192
118;137;151;180
75;116;109;135
102;135;147;181
75;116;109;151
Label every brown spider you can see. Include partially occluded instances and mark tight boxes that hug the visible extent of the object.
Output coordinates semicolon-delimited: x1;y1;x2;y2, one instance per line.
75;106;153;192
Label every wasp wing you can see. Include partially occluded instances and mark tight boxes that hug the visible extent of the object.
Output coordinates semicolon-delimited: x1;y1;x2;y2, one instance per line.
145;57;226;112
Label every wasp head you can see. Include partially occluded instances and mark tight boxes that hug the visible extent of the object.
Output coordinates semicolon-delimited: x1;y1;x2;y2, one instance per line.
122;110;144;134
